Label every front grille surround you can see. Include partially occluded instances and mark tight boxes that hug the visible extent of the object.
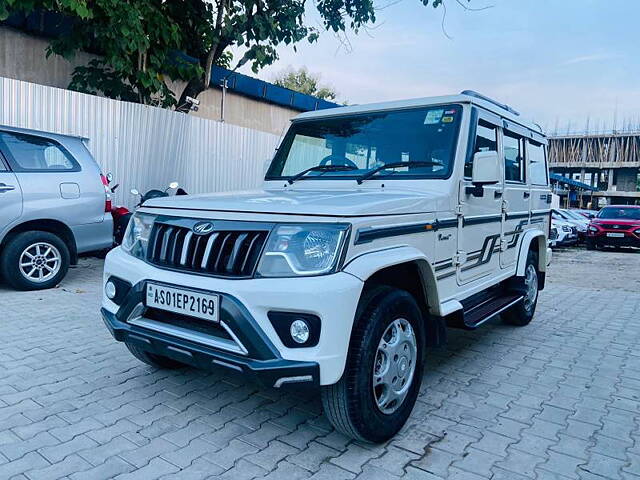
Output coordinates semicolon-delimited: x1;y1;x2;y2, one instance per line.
146;218;272;278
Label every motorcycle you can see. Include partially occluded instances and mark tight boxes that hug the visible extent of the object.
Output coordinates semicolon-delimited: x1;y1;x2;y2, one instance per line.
103;173;133;246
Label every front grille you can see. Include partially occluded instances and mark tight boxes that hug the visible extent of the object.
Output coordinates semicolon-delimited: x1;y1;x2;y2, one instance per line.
599;223;631;230
147;223;268;277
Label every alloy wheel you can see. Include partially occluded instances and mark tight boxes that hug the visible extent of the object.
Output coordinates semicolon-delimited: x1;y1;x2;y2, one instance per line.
19;242;62;283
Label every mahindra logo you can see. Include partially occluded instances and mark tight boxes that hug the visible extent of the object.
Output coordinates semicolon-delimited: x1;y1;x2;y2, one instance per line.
613;225;620;229
193;222;214;235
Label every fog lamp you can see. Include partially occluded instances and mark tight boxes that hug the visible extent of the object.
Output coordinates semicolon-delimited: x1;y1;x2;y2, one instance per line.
105;280;117;300
290;319;310;344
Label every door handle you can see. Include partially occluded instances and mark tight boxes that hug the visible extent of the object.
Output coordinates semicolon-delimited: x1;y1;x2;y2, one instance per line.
0;183;16;192
494;190;503;199
523;191;530;199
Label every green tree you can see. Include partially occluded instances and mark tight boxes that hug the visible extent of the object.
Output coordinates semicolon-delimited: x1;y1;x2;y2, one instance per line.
0;0;449;111
274;67;338;101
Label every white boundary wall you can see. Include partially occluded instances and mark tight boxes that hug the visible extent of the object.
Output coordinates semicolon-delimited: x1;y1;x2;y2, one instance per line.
0;76;281;208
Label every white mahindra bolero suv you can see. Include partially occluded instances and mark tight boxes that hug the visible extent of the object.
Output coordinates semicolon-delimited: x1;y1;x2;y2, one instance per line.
101;91;552;442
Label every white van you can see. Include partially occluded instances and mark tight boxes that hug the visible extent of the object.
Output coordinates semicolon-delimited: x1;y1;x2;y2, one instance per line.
101;91;552;442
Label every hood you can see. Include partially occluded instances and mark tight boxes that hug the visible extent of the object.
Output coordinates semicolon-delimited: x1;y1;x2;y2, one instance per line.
143;188;445;217
592;218;640;227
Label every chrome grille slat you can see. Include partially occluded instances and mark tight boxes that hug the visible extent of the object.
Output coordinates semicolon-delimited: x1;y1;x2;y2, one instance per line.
227;233;248;273
180;231;193;265
148;223;267;277
201;232;219;269
240;233;261;273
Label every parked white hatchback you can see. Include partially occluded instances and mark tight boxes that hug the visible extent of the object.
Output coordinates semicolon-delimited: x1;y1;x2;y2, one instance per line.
101;91;552;442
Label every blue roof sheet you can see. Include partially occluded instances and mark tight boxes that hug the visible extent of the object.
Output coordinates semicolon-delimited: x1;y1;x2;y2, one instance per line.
210;66;339;112
550;173;598;191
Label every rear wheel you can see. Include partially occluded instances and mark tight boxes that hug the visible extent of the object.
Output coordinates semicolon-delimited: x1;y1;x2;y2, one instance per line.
0;231;70;290
125;342;185;369
321;286;425;443
503;250;539;327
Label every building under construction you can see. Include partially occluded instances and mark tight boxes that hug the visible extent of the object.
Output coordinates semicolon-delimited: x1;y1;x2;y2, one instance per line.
548;130;640;208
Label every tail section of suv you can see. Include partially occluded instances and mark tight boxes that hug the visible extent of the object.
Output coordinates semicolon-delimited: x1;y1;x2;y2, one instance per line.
0;126;113;290
586;205;640;250
101;91;552;442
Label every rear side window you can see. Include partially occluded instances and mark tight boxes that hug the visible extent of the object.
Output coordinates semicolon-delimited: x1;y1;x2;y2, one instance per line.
0;131;80;172
528;140;548;185
465;119;498;178
503;130;525;183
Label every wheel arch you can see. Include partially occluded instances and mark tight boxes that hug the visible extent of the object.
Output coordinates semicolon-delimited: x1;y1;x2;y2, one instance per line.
1;219;78;264
343;247;446;346
515;231;548;283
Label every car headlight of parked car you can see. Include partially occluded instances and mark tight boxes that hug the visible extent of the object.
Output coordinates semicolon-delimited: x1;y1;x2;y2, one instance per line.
121;212;156;259
588;225;599;232
257;224;349;277
562;225;571;232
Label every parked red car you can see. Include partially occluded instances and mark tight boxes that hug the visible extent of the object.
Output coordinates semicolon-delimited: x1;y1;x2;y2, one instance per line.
586;205;640;250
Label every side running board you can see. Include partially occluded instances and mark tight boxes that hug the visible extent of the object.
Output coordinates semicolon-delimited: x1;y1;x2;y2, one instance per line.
462;294;523;329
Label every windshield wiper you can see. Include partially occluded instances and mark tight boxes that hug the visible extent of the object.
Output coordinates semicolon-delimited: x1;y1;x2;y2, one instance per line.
356;161;443;184
287;165;357;184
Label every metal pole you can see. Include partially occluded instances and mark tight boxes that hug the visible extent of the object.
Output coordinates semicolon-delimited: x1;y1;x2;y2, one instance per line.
220;79;227;122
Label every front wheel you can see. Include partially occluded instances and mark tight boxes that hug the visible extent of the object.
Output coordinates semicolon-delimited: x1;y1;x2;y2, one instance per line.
586;238;596;250
321;286;425;443
503;250;539;326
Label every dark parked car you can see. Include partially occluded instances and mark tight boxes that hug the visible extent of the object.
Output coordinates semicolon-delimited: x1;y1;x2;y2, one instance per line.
586;205;640;250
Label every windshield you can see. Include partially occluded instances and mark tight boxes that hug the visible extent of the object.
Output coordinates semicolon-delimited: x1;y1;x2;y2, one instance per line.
597;207;640;220
266;104;463;181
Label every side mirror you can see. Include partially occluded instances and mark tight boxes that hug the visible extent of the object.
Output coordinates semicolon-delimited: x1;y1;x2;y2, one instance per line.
106;172;113;183
130;188;139;196
466;151;500;197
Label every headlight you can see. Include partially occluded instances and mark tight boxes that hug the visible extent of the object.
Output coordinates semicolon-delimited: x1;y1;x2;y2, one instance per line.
121;212;156;259
588;225;598;232
256;224;349;277
562;225;571;232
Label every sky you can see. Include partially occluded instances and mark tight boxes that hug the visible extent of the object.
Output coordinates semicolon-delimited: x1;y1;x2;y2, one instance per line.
238;0;640;134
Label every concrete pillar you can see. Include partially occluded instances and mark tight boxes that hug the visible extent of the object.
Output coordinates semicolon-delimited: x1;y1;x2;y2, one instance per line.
608;168;615;191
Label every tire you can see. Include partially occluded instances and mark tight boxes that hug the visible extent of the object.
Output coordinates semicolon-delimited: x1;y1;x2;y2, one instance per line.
0;231;70;291
321;286;425;443
125;342;185;369
586;238;596;250
503;250;539;327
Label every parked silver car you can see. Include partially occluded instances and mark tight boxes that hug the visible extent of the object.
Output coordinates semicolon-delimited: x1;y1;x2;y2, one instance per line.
0;125;113;290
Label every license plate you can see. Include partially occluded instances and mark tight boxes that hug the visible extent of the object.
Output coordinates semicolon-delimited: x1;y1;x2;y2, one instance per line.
606;232;625;238
146;283;219;322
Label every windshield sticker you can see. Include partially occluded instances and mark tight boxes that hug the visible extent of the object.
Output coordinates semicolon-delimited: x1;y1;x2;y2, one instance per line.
442;116;454;123
424;109;444;125
444;109;457;115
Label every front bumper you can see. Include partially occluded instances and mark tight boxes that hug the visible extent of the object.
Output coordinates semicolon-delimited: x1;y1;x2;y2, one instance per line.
589;233;640;248
102;247;364;385
101;307;319;388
